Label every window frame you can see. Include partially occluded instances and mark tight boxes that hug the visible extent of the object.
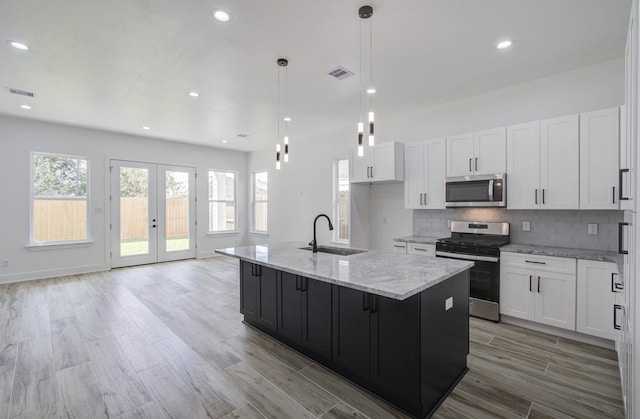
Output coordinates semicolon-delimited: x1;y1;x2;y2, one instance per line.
333;158;350;244
29;151;91;245
207;169;238;234
251;171;268;235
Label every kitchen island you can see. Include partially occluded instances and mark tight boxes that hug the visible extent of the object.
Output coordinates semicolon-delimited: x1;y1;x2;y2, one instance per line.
215;242;473;418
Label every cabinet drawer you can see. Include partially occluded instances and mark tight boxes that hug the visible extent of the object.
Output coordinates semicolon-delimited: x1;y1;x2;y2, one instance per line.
392;241;407;254
408;243;436;257
500;252;576;274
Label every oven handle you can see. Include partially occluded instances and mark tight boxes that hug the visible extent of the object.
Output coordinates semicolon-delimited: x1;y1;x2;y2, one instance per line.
435;251;499;263
488;179;494;201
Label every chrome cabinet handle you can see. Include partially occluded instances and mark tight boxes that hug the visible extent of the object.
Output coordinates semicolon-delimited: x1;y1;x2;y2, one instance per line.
525;260;546;265
475;157;478;171
619;222;629;255
537;276;541;293
542;189;546;204
529;275;532;292
469;158;472;172
613;186;616;204
535;189;538;205
611;272;624;292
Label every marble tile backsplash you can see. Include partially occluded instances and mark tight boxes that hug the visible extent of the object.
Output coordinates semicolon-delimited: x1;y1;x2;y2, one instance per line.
413;209;623;251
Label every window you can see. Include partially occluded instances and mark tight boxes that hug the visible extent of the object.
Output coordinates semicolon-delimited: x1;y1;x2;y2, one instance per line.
333;158;350;242
31;152;89;243
252;171;268;233
208;170;237;232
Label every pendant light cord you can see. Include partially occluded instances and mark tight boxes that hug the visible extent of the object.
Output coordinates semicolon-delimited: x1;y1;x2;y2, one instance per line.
369;16;373;109
277;62;281;143
359;18;363;122
285;65;288;135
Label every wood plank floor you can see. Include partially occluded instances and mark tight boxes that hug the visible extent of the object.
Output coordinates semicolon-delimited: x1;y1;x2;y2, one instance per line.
0;257;624;418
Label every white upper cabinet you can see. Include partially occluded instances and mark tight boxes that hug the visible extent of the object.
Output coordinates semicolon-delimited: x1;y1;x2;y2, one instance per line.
404;138;446;209
506;122;541;209
579;107;620;209
540;115;579;209
508;115;579;210
446;128;506;177
351;142;404;183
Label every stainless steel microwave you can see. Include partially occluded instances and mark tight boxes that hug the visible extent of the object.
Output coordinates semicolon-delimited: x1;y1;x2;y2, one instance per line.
445;174;506;208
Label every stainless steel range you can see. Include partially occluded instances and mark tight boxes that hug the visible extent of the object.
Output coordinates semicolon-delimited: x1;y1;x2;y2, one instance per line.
436;221;510;322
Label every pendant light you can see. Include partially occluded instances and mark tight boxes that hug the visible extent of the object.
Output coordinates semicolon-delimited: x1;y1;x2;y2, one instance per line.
275;58;290;169
357;5;375;155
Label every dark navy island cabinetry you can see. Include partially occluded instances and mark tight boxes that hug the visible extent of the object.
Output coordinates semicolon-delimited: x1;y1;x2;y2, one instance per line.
219;243;473;419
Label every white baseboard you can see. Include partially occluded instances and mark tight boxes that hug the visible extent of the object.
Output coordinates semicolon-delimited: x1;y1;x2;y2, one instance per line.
0;263;109;285
501;315;614;350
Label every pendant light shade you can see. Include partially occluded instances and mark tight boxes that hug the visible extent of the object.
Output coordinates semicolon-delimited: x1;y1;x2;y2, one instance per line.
275;58;290;169
357;5;376;154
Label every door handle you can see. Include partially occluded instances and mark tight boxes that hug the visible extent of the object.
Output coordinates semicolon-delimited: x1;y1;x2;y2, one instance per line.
611;272;623;292
295;276;301;291
469;158;472;172
537;276;541;293
618;222;629;255
363;293;369;311
370;166;373;178
419;193;423;205
525;260;546;265
535;189;538;205
542;189;546;204
529;275;532;292
619;169;630;200
614;304;624;330
302;277;308;292
612;186;616;204
475;157;478;171
371;295;378;313
424;193;427;205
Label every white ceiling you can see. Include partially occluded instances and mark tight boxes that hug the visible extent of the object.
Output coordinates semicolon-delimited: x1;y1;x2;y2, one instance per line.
0;0;631;152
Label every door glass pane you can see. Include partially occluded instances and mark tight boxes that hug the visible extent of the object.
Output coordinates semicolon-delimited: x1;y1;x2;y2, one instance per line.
120;167;149;256
165;170;189;252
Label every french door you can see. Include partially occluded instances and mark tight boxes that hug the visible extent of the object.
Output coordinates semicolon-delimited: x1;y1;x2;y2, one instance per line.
110;160;196;268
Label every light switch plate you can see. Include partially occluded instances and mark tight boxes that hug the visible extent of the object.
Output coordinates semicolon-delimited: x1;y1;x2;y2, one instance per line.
588;224;598;235
445;297;453;311
522;221;530;232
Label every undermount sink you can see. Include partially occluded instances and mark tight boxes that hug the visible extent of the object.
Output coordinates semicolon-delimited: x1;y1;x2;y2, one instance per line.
300;246;367;256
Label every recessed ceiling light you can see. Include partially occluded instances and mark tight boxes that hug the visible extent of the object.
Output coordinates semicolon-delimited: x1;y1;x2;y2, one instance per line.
284;116;291;122
221;140;228;143
142;126;150;130
211;9;232;22
188;91;200;97
8;40;29;51
20;104;31;109
366;87;376;94
497;40;513;50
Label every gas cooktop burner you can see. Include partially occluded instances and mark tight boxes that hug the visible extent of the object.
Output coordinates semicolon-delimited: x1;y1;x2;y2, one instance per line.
437;235;510;248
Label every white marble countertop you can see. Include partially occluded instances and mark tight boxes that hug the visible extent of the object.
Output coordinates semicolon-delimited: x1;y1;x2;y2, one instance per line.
393;235;441;245
215;242;473;300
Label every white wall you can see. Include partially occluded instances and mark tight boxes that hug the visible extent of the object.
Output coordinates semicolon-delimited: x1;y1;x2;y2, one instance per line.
249;58;625;251
0;116;248;283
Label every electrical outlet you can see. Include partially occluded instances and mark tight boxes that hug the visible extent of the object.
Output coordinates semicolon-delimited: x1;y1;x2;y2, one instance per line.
522;221;530;232
588;224;598;235
1;260;8;268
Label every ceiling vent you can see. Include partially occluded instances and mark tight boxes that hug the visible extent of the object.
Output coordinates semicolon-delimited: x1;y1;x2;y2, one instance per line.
237;133;250;138
328;66;354;80
6;87;36;97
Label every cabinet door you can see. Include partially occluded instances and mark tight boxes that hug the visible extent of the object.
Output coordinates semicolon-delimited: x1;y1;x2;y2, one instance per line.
332;286;370;379
370;294;420;404
534;271;576;330
240;261;258;322
499;266;535;321
579;108;620;209
506;122;541;209
540;115;579;209
424;138;446;208
301;277;332;359
446;132;474;177
576;260;616;340
474;127;506;175
278;272;302;343
256;266;278;332
371;142;403;181
404;141;425;209
350;149;372;183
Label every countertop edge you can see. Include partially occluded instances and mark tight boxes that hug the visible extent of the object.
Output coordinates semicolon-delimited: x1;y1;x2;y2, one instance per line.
215;249;473;300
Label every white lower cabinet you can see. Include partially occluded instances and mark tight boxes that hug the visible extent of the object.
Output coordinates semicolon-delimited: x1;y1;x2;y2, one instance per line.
392;241;407;254
576;260;618;340
500;253;576;330
407;243;436;257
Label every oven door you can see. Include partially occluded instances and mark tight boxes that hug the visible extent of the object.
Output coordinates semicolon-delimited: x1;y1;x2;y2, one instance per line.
435;251;501;321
